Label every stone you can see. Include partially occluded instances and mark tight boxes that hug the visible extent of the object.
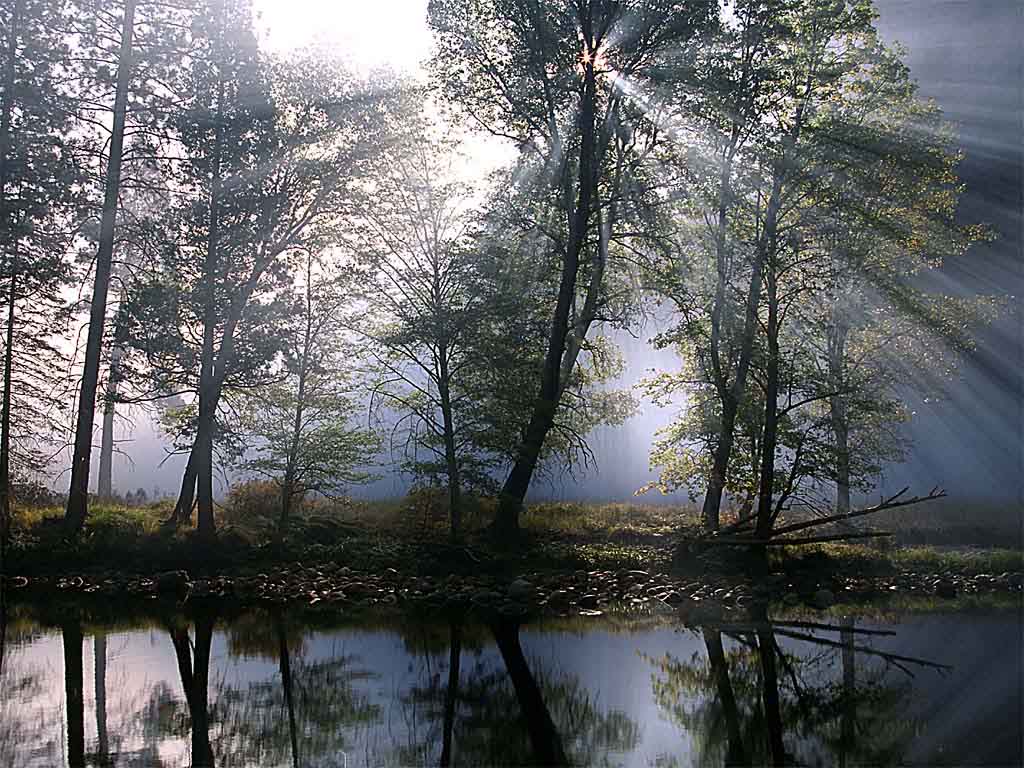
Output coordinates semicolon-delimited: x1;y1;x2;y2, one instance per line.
507;579;533;600
934;579;957;599
154;571;191;593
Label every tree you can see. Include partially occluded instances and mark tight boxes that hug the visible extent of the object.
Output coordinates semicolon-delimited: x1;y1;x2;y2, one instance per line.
236;251;378;530
646;0;991;540
64;0;193;532
353;127;499;541
0;0;86;539
428;0;716;536
120;28;402;536
64;0;137;532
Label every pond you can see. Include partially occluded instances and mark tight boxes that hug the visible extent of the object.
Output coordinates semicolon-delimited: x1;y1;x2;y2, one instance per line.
0;599;1020;767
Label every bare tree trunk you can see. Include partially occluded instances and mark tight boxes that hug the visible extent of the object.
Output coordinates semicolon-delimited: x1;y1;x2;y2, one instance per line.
440;620;462;767
494;51;599;538
66;0;137;534
491;620;568;766
95;633;110;762
63;621;85;768
277;616;299;768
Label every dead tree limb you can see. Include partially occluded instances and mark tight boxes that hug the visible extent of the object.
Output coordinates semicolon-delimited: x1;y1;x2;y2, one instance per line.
703;531;893;546
769;487;946;539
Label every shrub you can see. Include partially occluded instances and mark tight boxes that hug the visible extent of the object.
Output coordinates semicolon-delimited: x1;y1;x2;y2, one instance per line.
222;479;282;530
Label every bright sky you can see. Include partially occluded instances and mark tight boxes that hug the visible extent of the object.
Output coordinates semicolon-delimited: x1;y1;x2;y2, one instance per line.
251;0;434;74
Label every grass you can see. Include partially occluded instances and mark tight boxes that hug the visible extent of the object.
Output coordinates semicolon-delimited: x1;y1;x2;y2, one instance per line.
3;494;1020;582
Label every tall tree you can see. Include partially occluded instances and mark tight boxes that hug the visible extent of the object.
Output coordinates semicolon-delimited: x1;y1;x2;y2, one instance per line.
0;0;85;535
429;0;715;536
64;0;137;532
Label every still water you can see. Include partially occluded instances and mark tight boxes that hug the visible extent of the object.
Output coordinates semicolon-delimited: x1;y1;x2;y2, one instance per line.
0;600;1020;767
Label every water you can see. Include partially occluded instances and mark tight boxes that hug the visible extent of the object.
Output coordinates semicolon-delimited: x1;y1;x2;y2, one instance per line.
0;600;1020;767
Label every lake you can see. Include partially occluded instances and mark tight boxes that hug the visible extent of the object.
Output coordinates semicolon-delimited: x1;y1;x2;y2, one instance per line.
1;600;1020;767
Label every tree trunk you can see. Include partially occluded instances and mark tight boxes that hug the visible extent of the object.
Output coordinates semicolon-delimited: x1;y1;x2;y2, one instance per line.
755;267;780;542
281;266;312;533
440;620;462;767
702;131;741;533
437;349;461;542
65;0;137;534
95;633;110;762
840;616;855;768
828;317;852;516
194;11;226;540
191;613;216;767
702;396;737;532
97;306;124;500
63;621;85;768
0;271;15;547
494;48;600;537
277;616;299;768
0;0;23;549
171;450;198;525
491;620;568;766
703;628;747;766
756;626;785;767
169;625;196;712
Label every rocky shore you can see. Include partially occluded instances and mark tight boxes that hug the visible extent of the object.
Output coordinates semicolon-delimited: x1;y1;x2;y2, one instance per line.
6;562;1021;617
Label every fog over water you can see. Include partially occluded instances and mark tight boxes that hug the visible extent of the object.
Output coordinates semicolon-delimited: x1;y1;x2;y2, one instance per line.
91;0;1022;506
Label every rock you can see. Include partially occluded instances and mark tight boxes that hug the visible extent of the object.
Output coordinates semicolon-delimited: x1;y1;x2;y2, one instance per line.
934;579;957;599
782;593;800;607
661;591;684;605
471;589;502;605
578;594;600;609
154;571;191;593
507;579;533;600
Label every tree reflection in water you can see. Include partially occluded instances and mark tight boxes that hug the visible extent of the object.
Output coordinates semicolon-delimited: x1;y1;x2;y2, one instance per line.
647;610;951;767
391;616;640;767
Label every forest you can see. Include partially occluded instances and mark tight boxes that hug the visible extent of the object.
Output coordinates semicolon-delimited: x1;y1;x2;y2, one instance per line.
0;2;1022;765
0;0;1008;568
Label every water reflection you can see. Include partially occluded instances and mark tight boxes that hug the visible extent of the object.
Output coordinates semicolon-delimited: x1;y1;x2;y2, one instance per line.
0;600;1019;767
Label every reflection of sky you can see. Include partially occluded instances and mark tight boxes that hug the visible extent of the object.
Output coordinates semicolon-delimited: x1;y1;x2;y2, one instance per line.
1;611;1021;767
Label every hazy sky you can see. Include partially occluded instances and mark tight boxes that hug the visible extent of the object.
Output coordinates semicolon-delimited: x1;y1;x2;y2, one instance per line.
251;0;433;71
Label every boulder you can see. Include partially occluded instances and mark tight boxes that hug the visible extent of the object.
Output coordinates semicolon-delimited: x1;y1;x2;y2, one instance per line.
507;579;533;600
154;570;191;593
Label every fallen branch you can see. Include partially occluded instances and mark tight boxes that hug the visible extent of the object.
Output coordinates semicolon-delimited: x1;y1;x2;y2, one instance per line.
702;530;893;546
769;487;946;539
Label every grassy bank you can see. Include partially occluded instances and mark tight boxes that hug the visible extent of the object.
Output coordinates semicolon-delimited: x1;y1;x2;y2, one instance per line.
4;497;1021;584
